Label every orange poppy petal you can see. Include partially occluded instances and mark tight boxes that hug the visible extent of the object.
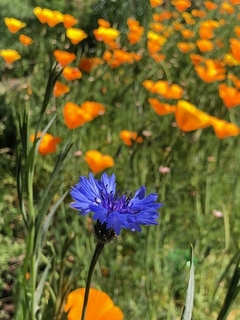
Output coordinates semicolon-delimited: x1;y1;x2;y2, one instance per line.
85;150;114;173
175;100;212;131
30;132;61;155
63;102;93;129
148;98;176;115
210;117;240;138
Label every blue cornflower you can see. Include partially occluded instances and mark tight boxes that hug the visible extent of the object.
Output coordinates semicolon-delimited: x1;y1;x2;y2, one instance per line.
70;172;163;237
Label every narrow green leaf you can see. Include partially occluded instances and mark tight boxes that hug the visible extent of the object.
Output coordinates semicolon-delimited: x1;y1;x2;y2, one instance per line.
216;253;240;320
181;245;194;320
34;262;51;314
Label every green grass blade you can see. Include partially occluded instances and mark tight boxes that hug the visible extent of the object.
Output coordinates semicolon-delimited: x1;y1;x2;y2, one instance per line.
181;245;195;320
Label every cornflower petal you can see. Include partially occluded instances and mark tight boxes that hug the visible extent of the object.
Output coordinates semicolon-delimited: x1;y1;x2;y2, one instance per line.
70;172;163;236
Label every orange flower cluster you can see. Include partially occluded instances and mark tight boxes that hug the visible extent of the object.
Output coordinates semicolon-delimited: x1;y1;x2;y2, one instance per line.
147;31;167;55
93;20;120;50
33;7;79;29
85;150;114;173
198;20;220;39
103;49;141;68
127;18;144;45
63;101;105;129
119;130;143;146
30;132;61;155
143;80;183;99
64;288;123;320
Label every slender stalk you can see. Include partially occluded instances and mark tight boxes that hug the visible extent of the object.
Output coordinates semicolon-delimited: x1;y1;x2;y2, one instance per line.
81;242;105;320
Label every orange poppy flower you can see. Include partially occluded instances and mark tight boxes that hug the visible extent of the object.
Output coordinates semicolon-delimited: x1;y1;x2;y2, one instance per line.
195;59;226;83
150;0;163;7
219;84;240;108
63;102;93;129
223;53;240;66
153;11;172;22
4;17;26;33
220;2;234;14
0;49;21;63
142;80;155;92
151;53;166;62
81;101;106;117
84;150;114;173
177;42;195;53
119;130;143;146
62;14;78;28
180;29;195;39
148;98;176;115
53;81;70;97
154;81;183;99
204;1;218;10
175;100;212;131
190;54;204;65
147;31;167;54
196;39;214;52
98;18;111;28
191;9;206;18
53;50;76;67
62;67;82;81
30;132;61;156
19;34;33;46
34;8;63;27
127;18;144;45
66;28;87;44
230;0;240;4
64;288;123;320
210;117;240;138
198;20;220;39
227;73;240;88
171;0;191;12
230;38;240;61
93;26;120;44
78;57;102;72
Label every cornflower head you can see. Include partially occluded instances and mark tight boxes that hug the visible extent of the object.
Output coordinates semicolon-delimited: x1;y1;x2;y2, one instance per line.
70;172;163;240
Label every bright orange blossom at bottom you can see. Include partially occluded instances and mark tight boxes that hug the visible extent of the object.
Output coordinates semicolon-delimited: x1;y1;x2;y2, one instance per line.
30;132;61;155
85;150;114;174
64;288;123;320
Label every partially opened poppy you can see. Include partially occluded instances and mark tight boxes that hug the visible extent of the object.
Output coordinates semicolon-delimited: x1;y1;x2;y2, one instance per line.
63;14;78;28
19;34;33;46
63;102;93;129
148;98;176;115
218;84;240;108
0;49;21;63
175;100;212;132
119;130;143;146
171;0;191;12
210;117;240;138
150;0;163;7
62;67;82;81
81;101;106;117
30;132;61;155
85;150;114;173
53;50;76;67
53;81;70;97
195;59;226;83
230;38;240;61
4;17;26;33
196;39;214;52
64;288;123;320
177;42;195;53
66;28;88;44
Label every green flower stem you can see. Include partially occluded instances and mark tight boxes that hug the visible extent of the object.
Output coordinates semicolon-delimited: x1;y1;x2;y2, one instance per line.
81;242;105;320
